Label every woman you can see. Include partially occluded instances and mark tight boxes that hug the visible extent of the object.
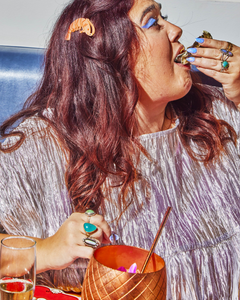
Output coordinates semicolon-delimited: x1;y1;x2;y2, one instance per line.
0;0;240;298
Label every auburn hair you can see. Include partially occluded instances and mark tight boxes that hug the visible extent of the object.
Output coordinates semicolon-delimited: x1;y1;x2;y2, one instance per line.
0;0;236;213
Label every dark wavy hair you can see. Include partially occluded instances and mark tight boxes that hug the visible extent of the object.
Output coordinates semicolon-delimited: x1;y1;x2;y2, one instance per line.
0;0;236;213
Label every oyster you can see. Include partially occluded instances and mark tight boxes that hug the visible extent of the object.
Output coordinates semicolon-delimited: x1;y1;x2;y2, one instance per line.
175;31;213;65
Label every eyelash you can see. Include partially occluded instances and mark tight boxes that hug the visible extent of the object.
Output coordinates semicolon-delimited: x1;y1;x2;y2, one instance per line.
161;15;168;21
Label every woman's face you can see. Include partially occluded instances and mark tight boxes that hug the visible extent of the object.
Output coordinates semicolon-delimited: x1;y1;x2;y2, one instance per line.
129;0;192;107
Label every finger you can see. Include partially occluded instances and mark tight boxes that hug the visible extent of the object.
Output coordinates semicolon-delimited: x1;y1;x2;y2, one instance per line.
70;212;111;243
195;38;235;51
190;55;239;77
72;245;94;260
86;214;111;243
81;225;102;240
188;57;221;72
195;66;227;83
188;47;223;61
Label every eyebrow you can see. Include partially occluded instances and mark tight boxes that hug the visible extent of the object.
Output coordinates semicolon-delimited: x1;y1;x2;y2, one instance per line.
140;2;162;24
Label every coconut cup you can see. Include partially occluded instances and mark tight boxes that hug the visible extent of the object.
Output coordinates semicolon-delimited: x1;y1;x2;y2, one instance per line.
82;245;166;300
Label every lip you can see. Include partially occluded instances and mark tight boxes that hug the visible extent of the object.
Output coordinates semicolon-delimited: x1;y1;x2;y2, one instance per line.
174;45;192;65
174;45;186;61
176;63;191;70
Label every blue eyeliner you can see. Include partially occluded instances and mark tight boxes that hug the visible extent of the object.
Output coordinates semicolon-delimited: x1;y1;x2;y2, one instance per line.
142;18;156;29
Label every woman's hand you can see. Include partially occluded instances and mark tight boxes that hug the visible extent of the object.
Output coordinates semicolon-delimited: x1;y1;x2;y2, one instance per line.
36;212;111;273
186;38;240;109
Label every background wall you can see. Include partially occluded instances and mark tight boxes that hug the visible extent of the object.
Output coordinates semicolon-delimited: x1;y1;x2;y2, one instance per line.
0;0;68;48
0;0;239;49
160;0;240;48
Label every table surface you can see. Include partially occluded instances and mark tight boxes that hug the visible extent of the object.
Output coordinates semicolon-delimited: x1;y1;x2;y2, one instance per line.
34;285;81;300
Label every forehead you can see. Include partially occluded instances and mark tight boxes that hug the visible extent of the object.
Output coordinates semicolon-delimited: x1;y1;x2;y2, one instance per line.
129;0;160;22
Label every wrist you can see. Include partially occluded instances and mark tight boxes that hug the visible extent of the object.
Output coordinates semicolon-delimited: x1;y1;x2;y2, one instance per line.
35;237;51;273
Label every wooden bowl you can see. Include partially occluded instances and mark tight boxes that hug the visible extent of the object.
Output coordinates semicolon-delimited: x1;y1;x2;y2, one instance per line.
82;245;166;300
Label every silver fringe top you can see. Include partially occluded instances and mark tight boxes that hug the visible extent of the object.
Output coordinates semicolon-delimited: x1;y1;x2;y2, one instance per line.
0;88;240;299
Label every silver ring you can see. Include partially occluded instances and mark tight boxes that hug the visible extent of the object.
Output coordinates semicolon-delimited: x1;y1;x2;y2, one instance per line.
83;237;100;249
85;209;96;223
220;49;233;61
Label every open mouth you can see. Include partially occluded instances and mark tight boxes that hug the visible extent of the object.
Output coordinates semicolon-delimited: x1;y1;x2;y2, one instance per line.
174;47;191;65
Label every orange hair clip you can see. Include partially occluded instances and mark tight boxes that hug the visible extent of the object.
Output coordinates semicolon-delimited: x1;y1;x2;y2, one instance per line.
65;18;95;40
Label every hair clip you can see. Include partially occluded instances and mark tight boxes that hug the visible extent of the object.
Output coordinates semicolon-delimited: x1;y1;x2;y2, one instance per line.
65;18;95;40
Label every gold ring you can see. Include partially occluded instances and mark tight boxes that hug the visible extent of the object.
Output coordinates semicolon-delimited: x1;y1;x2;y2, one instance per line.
227;42;233;52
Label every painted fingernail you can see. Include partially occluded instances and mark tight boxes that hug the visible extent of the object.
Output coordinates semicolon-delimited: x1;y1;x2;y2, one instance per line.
195;38;204;44
110;233;120;244
186;57;195;62
187;48;197;54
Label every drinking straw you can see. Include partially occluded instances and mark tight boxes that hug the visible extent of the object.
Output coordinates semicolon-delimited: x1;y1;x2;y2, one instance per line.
140;206;172;273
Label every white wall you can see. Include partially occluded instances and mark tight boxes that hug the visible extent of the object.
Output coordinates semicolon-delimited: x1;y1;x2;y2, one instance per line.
161;0;240;48
0;0;239;48
0;0;68;48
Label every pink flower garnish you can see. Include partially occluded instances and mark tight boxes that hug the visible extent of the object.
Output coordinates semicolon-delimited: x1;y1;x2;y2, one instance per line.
117;266;127;272
128;263;137;273
117;263;137;273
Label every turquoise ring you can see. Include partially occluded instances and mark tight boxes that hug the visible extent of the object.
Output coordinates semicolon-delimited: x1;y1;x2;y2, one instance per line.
220;42;233;72
221;60;229;72
84;222;97;236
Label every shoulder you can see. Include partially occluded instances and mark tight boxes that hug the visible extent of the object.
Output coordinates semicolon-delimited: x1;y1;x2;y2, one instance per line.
208;86;240;133
197;84;240;134
1;113;66;153
209;86;237;116
1;114;52;148
0;115;68;171
0;115;70;237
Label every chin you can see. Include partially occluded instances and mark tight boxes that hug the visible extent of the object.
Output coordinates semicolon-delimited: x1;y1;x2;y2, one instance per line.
170;82;192;102
178;77;193;99
184;77;193;92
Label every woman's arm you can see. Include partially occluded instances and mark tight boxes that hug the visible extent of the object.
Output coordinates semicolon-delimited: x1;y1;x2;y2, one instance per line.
0;212;111;274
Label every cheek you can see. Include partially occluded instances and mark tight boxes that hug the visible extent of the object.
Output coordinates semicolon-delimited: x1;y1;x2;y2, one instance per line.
135;35;169;72
148;45;173;79
135;51;171;82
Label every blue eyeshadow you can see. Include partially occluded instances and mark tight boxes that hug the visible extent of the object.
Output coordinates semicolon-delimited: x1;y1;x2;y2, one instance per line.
142;18;156;29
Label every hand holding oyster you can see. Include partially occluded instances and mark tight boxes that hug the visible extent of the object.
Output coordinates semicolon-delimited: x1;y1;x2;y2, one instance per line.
175;31;213;65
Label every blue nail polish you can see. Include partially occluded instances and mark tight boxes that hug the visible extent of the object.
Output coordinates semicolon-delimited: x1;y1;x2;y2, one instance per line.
187;48;197;54
186;57;195;62
195;38;204;44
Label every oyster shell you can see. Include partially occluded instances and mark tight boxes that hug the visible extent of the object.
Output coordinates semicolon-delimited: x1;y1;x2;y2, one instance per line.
175;31;213;65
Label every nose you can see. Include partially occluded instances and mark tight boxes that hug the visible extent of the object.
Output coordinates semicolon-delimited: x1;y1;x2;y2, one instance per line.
166;22;182;43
